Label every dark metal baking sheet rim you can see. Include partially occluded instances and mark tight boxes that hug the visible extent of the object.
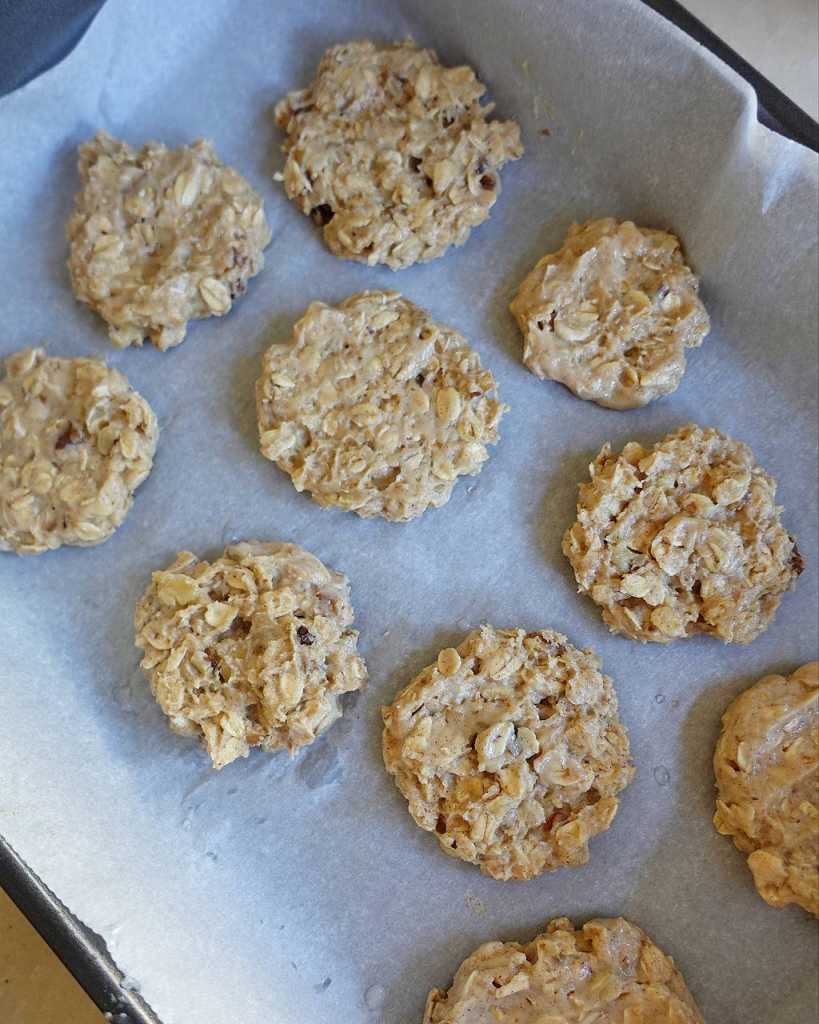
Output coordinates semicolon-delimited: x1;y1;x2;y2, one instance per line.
646;0;818;150
0;835;159;1024
0;2;816;1023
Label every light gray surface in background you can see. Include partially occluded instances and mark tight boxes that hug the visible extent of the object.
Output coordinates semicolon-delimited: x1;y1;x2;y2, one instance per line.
0;1;817;1022
683;0;819;120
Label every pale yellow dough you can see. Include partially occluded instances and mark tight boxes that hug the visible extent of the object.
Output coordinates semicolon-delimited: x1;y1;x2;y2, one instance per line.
275;39;523;269
714;661;818;916
0;348;157;554
134;542;367;769
256;291;506;522
382;626;633;881
67;132;271;350
424;916;704;1023
563;424;802;643
510;218;710;409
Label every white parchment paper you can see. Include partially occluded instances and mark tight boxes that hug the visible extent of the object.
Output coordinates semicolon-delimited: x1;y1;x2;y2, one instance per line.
1;1;817;1021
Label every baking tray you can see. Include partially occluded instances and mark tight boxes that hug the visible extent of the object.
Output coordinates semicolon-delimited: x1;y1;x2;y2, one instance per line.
0;1;816;1022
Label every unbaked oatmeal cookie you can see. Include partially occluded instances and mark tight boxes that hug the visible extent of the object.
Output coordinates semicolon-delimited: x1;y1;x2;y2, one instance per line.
134;542;367;770
424;916;703;1023
510;219;710;409
274;39;523;269
67;131;271;350
563;424;802;643
382;626;633;880
0;348;158;554
714;661;818;916
256;291;506;522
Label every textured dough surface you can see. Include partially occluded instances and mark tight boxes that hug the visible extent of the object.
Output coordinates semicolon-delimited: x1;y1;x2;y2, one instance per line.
275;39;522;269
134;542;367;769
0;348;158;554
382;626;633;880
424;916;704;1023
563;424;802;643
510;218;710;409
256;291;506;522
67;131;271;350
714;661;818;916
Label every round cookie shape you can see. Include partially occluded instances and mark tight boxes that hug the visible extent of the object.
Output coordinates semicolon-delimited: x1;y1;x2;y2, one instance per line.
510;218;710;409
274;39;523;269
563;424;802;644
256;291;507;522
381;625;633;880
134;542;367;770
714;662;818;916
0;348;158;554
424;916;704;1023
67;131;272;350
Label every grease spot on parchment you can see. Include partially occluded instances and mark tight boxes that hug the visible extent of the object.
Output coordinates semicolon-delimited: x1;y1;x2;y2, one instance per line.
364;984;385;1011
464;890;486;916
296;740;343;789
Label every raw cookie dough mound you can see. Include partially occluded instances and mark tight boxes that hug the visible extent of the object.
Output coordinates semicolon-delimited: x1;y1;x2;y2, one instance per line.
382;626;633;880
424;916;704;1023
67;131;272;350
256;291;507;522
0;348;158;554
274;39;523;269
510;218;710;409
714;662;818;916
134;542;367;770
563;424;802;643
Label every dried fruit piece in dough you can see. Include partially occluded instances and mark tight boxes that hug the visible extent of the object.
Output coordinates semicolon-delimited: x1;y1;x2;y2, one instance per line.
510;218;710;409
424;916;703;1023
275;39;523;269
382;625;633;880
714;661;818;916
134;542;367;769
67;131;272;350
0;348;158;554
256;291;507;522
563;424;802;643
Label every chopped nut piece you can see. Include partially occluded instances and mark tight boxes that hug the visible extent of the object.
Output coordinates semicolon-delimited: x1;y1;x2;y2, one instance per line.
437;647;461;677
198;277;231;314
205;602;237;630
158;574;199;607
435;386;462;424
